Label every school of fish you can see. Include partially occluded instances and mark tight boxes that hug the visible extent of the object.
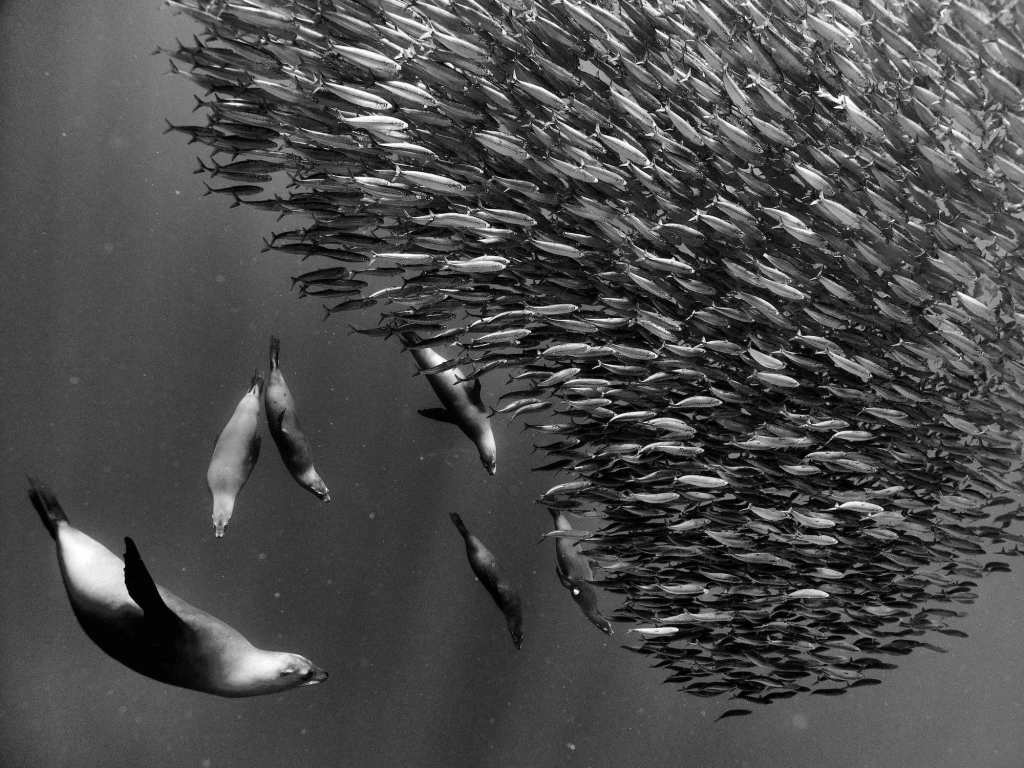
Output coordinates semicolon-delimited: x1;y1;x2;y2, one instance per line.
163;0;1024;707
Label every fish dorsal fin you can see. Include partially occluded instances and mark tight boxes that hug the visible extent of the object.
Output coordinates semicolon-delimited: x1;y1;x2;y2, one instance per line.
123;538;187;632
418;407;457;424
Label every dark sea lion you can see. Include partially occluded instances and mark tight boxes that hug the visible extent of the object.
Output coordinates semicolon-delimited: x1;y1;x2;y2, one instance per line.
28;479;327;697
550;509;613;635
450;512;523;649
265;335;331;501
206;371;263;537
401;332;497;475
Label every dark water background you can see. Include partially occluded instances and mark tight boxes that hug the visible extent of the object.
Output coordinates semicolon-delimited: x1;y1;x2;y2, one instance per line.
2;3;1024;766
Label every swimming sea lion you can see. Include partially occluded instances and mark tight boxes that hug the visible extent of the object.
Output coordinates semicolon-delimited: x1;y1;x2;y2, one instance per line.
449;512;523;649
28;478;327;697
400;332;497;475
265;335;331;501
550;509;612;635
206;371;263;537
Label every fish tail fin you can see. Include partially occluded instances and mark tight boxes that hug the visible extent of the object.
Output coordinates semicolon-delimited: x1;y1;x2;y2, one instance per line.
269;335;281;369
449;512;468;537
27;477;68;539
202;182;214;196
194;156;211;174
250;369;264;394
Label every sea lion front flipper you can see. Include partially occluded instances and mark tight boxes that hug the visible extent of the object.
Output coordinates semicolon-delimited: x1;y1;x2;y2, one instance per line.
418;407;457;424
123;538;187;633
466;377;486;411
555;562;574;590
274;409;289;435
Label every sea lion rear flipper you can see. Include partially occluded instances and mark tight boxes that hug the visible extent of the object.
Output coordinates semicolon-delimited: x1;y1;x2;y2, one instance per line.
418;407;457;424
123;538;188;633
269;335;281;370
27;477;69;539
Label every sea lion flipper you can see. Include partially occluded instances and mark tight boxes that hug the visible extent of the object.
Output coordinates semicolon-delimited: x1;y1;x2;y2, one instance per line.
268;335;281;370
27;477;68;539
418;407;456;424
466;377;485;410
555;562;573;590
274;408;295;438
123;538;187;632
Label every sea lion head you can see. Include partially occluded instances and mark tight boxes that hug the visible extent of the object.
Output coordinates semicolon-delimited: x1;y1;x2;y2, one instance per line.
309;476;331;503
506;616;524;650
477;431;497;476
275;653;328;688
299;469;331;503
236;651;328;695
566;576;614;635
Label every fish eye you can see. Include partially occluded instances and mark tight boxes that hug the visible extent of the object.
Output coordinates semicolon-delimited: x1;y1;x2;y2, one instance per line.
571;587;581;597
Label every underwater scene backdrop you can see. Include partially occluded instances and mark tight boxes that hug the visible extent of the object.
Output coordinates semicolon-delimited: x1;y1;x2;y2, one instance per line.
4;1;1024;767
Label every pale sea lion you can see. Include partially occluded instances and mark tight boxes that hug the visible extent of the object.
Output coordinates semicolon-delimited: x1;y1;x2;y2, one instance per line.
206;371;263;537
400;332;497;475
265;335;331;501
450;512;523;649
550;509;613;635
28;479;327;697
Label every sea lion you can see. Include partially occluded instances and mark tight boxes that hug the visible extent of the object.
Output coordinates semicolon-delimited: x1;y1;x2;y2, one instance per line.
550;509;613;635
28;479;327;697
265;335;331;501
449;512;523;649
206;371;263;537
400;332;497;475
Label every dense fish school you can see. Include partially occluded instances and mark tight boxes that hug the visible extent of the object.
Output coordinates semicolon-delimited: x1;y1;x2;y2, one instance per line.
165;0;1024;705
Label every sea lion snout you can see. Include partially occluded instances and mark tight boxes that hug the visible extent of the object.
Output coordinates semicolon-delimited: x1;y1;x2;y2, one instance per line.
305;667;329;685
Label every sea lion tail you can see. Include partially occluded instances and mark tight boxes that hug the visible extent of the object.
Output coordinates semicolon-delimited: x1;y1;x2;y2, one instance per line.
269;335;281;369
449;512;469;538
27;477;68;539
